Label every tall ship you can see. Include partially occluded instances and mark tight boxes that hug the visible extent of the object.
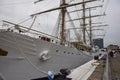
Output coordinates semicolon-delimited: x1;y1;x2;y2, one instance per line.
0;0;107;80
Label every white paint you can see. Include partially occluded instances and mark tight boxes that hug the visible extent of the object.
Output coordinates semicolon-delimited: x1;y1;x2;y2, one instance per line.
67;60;99;80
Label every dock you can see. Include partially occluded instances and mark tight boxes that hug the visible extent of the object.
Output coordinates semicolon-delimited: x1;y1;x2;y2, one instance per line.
109;52;120;80
68;51;120;80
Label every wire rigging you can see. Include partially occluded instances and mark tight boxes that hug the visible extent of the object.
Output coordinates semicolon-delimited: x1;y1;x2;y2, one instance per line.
74;5;83;39
52;10;61;37
66;11;81;41
26;16;37;32
18;17;32;24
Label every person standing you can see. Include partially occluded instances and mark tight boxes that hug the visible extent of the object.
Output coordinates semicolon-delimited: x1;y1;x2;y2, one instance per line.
109;51;114;58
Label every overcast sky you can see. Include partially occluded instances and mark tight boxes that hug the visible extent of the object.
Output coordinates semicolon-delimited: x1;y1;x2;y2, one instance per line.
104;0;120;47
0;0;120;47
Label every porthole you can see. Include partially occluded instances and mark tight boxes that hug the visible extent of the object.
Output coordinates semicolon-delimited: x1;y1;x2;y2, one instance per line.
39;36;41;38
51;40;54;42
56;50;59;52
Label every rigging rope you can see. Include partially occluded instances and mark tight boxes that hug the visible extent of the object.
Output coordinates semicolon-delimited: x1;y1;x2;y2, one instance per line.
74;5;83;40
15;16;36;33
18;17;32;24
52;11;61;37
66;11;81;41
25;16;37;32
95;0;109;39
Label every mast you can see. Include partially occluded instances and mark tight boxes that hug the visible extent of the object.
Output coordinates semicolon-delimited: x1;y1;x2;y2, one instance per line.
89;8;92;47
61;0;66;44
30;0;98;45
66;4;105;46
82;0;86;44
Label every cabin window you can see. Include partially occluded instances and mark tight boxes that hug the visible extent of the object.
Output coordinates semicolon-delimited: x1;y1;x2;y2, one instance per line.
47;38;50;42
41;37;45;40
51;40;54;42
39;36;41;39
0;48;8;56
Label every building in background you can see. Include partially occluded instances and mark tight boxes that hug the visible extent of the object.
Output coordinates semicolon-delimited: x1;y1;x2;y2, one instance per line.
93;38;104;49
107;44;119;51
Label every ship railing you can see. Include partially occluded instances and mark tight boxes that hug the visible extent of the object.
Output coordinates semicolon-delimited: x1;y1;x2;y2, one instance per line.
1;20;78;50
24;31;75;48
2;27;75;48
0;29;8;32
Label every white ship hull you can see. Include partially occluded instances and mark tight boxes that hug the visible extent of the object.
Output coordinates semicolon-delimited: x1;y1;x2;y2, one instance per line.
0;30;92;80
